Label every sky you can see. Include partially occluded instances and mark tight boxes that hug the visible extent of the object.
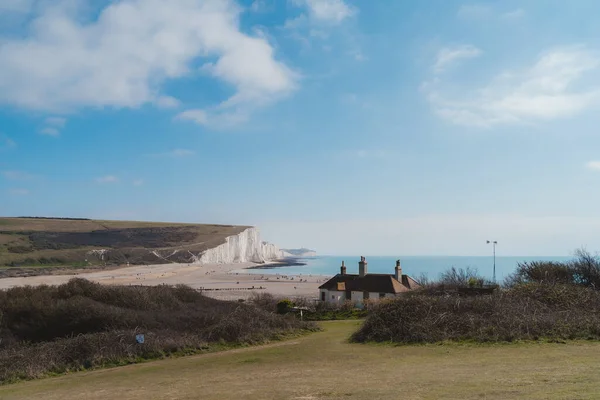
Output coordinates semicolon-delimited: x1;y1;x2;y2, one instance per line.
1;0;600;256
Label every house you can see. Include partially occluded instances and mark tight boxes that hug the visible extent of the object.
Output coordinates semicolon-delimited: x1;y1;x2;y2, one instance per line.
318;257;420;305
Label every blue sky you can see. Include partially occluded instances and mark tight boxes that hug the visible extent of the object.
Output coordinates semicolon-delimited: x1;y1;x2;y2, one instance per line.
1;0;600;256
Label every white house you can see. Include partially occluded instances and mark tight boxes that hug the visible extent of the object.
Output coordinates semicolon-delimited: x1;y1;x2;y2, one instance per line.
318;257;420;305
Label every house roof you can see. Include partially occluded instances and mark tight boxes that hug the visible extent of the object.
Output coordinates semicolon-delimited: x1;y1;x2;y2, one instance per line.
318;273;419;294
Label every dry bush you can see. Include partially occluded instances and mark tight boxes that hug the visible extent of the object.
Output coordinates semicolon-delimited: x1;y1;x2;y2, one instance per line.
504;249;600;289
0;279;317;383
351;283;600;344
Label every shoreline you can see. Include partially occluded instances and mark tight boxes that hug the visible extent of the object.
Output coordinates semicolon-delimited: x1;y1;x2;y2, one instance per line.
0;259;331;300
245;257;308;270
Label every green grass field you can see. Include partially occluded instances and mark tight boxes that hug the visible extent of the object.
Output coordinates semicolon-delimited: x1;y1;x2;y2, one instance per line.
3;320;600;399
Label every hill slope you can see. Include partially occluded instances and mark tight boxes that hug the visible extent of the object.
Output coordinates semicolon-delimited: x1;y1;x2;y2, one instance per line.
0;217;279;268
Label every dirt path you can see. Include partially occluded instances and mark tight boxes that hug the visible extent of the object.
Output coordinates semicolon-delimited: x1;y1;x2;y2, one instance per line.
4;320;600;400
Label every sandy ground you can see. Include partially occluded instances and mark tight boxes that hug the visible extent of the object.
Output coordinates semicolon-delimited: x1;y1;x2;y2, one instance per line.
0;262;330;300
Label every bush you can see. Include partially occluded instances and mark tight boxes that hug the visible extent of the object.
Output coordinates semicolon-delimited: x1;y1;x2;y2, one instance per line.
504;249;600;289
351;283;600;344
0;279;317;382
439;267;485;287
571;249;600;289
505;261;575;287
276;299;294;314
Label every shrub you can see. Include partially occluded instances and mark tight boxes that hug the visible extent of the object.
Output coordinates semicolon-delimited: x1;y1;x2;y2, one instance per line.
276;299;294;314
0;279;317;382
504;249;600;289
505;261;575;287
439;267;485;287
351;283;600;344
571;249;600;289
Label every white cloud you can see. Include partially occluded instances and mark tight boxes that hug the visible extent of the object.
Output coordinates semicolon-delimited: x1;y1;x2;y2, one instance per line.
8;188;29;196
292;0;355;24
586;161;600;171
176;109;208;125
501;8;525;20
45;117;67;127
96;175;119;183
433;45;482;73
133;179;144;186
0;0;296;125
424;46;600;127
40;116;67;136
2;170;33;180
40;127;60;136
154;96;180;109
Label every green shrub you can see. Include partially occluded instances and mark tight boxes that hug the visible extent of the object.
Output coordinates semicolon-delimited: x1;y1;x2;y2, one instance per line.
276;299;294;314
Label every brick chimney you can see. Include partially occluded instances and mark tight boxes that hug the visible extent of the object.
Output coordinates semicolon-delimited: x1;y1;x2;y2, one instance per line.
359;256;368;277
395;259;402;281
340;261;346;275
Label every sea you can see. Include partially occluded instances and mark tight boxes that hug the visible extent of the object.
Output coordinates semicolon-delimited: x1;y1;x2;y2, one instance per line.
245;255;574;283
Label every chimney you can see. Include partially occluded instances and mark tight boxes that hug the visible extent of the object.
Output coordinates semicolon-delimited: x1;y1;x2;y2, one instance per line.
395;259;402;281
340;261;346;275
359;256;368;277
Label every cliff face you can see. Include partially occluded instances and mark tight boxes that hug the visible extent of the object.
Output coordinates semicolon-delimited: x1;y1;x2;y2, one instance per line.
196;227;285;264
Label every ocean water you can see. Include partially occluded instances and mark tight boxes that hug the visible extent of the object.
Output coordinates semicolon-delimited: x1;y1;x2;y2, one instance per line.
246;255;574;282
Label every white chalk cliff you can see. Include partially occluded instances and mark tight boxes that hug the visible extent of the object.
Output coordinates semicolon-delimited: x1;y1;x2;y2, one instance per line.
197;227;287;264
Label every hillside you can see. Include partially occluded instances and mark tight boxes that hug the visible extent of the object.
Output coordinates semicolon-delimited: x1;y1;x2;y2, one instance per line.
0;217;254;269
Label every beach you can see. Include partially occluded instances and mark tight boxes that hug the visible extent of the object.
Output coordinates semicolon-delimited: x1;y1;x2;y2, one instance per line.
0;261;329;300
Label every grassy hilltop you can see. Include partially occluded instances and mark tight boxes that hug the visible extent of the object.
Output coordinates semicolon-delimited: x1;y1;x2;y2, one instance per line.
0;217;249;270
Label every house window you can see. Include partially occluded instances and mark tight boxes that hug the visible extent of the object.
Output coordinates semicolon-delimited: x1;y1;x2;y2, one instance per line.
331;295;335;300
321;292;325;301
379;293;386;299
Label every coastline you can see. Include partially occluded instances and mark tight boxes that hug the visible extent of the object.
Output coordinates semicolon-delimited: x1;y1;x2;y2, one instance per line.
0;259;330;300
244;257;308;269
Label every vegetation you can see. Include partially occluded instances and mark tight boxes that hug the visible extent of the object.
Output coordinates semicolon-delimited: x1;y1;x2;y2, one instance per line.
4;320;600;399
0;217;249;269
250;293;369;320
352;282;600;344
505;248;600;288
0;279;317;383
348;250;600;344
415;266;496;296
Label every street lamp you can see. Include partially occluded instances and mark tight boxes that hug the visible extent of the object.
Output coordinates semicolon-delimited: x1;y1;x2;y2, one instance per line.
486;240;498;283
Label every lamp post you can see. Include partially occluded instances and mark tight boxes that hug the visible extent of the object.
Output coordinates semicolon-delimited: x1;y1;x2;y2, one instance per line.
486;240;498;283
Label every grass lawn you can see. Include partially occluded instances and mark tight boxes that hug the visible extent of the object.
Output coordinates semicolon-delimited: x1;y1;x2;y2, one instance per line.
3;320;600;399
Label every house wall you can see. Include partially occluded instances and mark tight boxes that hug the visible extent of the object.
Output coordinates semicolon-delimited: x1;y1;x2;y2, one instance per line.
320;290;396;304
368;292;395;300
351;291;396;305
351;291;364;304
321;289;344;304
